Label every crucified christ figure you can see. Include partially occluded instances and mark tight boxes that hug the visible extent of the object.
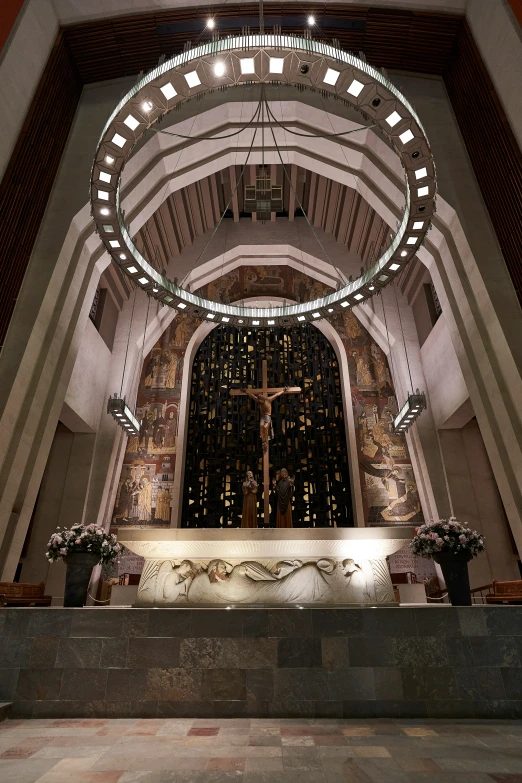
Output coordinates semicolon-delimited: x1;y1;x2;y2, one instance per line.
241;387;288;452
230;361;301;525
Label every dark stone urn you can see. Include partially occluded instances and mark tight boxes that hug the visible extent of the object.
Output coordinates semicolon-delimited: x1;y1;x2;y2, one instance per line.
433;550;473;606
63;552;100;607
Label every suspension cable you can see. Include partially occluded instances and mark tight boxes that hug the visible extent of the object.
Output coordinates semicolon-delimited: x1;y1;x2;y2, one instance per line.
187;97;262;272
265;93;344;285
380;290;399;400
394;282;414;393
150;100;263;141
120;286;137;397
265;101;374;139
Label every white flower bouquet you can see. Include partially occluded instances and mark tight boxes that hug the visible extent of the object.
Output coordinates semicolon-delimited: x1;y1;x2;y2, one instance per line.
410;517;485;559
46;523;122;565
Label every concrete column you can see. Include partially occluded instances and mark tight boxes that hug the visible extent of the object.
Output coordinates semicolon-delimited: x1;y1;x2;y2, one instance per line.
439;420;520;588
20;424;72;588
20;424;96;599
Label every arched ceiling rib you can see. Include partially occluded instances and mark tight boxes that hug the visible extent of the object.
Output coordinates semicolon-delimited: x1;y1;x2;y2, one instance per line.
134;164;390;275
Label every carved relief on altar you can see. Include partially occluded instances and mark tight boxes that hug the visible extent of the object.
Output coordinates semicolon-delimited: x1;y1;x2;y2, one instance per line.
135;556;395;606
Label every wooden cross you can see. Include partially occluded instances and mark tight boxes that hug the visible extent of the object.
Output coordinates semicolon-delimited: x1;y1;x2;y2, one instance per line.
230;359;301;525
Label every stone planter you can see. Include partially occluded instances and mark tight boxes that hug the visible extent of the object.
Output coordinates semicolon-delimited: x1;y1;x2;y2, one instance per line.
63;551;100;607
433;550;473;606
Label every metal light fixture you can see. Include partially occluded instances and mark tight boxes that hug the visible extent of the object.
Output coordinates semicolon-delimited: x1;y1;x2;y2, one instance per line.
107;394;140;436
90;34;437;327
393;390;426;434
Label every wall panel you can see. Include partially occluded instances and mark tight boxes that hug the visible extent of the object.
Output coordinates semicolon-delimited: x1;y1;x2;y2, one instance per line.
0;32;82;347
444;20;522;301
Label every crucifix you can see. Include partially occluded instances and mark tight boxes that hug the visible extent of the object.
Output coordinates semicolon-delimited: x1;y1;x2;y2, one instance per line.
230;359;301;526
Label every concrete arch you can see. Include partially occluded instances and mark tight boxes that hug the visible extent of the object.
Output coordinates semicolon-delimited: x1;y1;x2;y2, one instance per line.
171;295;365;528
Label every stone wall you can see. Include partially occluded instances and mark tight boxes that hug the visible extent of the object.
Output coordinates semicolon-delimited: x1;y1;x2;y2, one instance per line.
2;607;522;719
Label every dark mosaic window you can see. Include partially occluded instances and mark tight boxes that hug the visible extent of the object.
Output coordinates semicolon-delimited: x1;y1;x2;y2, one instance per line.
182;324;353;528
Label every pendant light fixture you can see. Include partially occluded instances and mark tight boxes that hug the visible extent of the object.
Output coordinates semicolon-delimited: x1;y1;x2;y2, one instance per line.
390;284;427;434
107;289;151;437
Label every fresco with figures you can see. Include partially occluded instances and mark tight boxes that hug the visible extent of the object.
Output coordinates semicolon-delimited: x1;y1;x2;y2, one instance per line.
112;265;423;546
328;307;424;527
111;314;200;533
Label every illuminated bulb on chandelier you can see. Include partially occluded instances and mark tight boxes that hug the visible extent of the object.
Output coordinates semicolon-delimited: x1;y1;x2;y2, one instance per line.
213;62;225;77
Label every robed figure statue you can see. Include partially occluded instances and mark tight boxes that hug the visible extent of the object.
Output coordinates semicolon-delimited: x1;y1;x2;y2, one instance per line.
241;470;258;528
273;468;295;528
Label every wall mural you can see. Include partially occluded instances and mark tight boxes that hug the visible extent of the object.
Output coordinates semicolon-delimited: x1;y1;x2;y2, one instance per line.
111;265;423;544
111;314;200;533
329;307;424;527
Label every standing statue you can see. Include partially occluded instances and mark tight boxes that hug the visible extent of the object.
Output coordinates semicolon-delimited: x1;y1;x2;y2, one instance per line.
273;468;295;528
241;386;288;452
241;470;258;528
112;477;135;523
136;473;152;522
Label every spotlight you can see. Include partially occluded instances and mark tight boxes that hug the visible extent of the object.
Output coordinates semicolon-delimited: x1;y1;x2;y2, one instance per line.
412;150;420;159
213;62;225;77
372;98;381;107
207;18;215;29
119;253;126;260
307;15;315;25
300;63;309;75
100;208;110;216
142;100;153;113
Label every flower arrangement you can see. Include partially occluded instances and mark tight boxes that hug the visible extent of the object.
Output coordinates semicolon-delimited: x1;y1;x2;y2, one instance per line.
410;517;485;559
46;524;122;564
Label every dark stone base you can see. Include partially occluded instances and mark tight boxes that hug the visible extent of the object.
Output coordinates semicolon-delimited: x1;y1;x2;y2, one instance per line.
2;606;522;719
0;702;12;722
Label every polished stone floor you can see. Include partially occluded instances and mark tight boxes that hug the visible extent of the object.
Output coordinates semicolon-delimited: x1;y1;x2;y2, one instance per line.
1;717;522;782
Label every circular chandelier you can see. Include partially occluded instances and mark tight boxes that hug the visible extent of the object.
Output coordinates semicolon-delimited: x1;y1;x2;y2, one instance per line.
90;34;436;328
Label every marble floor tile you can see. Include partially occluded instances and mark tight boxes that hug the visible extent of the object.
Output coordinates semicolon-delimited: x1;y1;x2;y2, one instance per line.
351;746;391;758
244;757;284;772
206;757;245;771
0;758;59;783
3;718;522;782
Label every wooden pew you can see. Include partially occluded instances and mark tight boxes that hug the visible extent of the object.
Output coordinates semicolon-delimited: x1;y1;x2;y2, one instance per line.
0;581;52;607
485;580;522;605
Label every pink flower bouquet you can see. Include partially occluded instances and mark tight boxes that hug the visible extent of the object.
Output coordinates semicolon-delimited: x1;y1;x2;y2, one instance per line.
410;517;485;559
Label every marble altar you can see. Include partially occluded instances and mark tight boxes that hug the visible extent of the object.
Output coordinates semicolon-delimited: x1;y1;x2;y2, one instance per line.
118;527;414;607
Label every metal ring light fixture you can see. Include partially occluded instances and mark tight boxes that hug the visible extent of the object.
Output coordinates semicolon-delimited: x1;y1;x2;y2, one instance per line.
91;34;436;328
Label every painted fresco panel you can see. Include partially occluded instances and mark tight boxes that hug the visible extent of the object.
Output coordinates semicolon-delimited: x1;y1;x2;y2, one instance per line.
111;266;423;531
111;315;199;531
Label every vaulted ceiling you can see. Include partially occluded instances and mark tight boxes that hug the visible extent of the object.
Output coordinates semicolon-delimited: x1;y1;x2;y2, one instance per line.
134;163;390;277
